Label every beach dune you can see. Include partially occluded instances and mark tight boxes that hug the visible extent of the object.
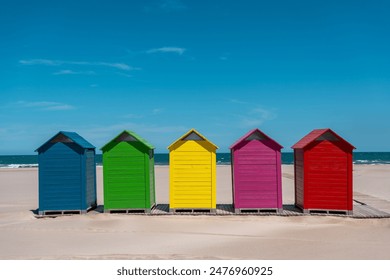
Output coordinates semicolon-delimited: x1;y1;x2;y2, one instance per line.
0;165;390;259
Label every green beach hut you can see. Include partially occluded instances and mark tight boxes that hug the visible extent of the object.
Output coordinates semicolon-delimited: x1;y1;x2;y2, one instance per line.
101;130;156;213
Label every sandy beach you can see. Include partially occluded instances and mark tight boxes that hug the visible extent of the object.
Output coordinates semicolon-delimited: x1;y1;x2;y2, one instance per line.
0;165;390;260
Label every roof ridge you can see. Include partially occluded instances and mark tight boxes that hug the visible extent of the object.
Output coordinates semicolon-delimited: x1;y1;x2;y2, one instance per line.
168;128;218;150
291;128;355;149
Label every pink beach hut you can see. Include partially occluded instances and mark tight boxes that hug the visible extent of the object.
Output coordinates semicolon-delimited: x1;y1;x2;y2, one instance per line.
230;129;283;213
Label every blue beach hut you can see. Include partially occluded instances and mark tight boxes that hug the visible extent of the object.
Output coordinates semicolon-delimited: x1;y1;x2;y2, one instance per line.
36;131;97;215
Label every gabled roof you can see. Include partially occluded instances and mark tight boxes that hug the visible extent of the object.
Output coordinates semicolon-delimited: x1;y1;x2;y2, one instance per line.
230;128;283;150
168;128;218;150
35;131;95;152
292;128;356;150
101;130;154;152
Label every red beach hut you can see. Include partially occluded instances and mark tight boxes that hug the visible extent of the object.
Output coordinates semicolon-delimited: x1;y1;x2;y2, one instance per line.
230;129;283;213
292;129;355;214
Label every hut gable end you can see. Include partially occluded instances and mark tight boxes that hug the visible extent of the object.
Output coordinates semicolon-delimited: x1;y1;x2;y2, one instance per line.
116;133;137;142
292;129;355;150
182;131;204;141
35;131;95;153
230;128;283;151
246;131;266;141
50;134;74;144
168;129;218;151
101;130;154;153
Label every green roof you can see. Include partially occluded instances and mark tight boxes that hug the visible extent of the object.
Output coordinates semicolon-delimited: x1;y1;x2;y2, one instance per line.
100;130;154;152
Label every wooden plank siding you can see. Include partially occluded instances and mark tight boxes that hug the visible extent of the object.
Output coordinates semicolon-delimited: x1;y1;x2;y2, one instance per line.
305;141;349;210
36;132;97;215
230;129;283;211
292;129;355;213
85;149;97;209
104;152;147;209
39;143;82;211
169;129;217;210
101;131;155;212
294;150;305;209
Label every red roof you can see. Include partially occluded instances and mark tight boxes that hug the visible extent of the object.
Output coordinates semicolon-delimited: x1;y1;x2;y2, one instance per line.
230;128;283;150
291;128;356;150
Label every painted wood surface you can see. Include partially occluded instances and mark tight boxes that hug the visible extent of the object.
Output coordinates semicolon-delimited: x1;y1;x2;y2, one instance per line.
168;129;217;209
85;149;97;209
36;131;96;213
294;150;304;208
101;131;155;210
230;129;283;210
292;129;355;212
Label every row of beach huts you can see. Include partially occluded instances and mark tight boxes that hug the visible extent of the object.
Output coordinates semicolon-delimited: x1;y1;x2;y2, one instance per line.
36;128;355;216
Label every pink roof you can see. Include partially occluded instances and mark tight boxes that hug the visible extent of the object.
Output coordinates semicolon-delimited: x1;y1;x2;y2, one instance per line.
230;128;283;150
291;128;356;149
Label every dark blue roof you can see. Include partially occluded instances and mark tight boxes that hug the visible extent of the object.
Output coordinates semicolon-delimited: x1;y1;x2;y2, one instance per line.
35;131;95;152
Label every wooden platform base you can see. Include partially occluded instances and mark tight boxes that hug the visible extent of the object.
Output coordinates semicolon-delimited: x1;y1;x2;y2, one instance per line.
35;194;390;219
104;204;156;214
234;208;282;214
105;209;150;214
38;204;97;216
150;200;390;218
39;210;85;216
302;209;352;215
169;208;217;214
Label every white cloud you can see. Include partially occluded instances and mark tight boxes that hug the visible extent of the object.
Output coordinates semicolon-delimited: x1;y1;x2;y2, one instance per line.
14;101;76;111
160;0;188;11
226;99;277;128
152;108;164;115
144;0;187;13
122;114;144;119
19;59;58;66
228;98;249;105
86;122;186;135
239;117;264;127
141;124;187;134
116;72;133;78
238;107;277;127
53;70;96;75
146;47;186;55
251;107;277;120
83;122;187;149
96;62;137;71
44;104;75;111
19;59;138;71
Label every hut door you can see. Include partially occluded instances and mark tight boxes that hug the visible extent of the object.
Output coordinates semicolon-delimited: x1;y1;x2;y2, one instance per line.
171;141;213;209
306;141;349;210
234;140;278;209
105;145;147;209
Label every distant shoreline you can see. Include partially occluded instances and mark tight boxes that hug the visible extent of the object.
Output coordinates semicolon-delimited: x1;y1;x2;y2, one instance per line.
1;152;390;168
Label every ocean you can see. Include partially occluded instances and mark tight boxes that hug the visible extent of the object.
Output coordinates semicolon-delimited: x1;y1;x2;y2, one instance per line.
0;152;390;168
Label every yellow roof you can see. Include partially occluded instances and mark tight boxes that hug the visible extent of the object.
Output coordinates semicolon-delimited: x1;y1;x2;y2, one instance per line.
168;128;219;150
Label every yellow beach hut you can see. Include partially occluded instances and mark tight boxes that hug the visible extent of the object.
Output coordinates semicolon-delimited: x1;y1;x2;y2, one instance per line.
168;129;218;213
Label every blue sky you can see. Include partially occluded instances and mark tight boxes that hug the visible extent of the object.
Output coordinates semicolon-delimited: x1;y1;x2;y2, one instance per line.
1;0;390;154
